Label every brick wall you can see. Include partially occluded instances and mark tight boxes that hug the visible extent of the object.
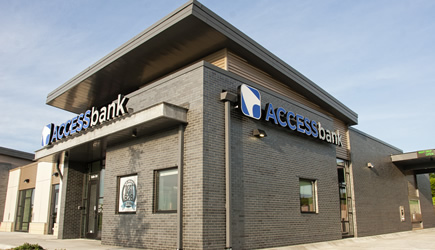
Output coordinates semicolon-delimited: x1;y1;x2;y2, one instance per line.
101;63;205;249
58;161;85;239
349;128;411;236
103;128;179;248
0;163;12;222
203;65;342;249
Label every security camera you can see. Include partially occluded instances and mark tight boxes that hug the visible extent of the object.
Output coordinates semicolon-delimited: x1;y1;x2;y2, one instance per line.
367;163;374;168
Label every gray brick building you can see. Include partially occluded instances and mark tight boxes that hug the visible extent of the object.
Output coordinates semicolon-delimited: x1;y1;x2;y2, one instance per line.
2;1;435;249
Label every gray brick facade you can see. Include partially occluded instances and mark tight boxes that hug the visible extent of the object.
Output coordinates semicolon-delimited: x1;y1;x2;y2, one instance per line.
203;65;342;249
0;163;12;221
46;62;435;249
95;62;344;249
92;62;435;249
103;128;180;248
102;63;205;249
349;128;411;236
58;161;85;239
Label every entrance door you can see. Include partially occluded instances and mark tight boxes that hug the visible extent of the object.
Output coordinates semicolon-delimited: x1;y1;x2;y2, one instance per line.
338;168;349;234
409;199;423;229
337;159;354;237
48;184;60;234
15;189;35;232
82;160;104;239
85;179;99;239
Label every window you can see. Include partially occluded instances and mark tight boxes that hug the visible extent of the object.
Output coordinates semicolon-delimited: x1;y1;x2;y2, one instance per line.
155;168;178;212
300;179;317;213
15;189;35;232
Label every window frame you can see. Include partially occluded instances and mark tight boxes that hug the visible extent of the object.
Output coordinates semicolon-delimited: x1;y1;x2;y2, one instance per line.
154;167;178;213
299;178;318;214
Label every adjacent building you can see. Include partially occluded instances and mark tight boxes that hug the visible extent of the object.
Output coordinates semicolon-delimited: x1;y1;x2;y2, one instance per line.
0;147;34;232
1;1;434;249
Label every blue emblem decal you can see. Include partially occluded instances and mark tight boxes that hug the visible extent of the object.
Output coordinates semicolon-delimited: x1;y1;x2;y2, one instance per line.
41;124;52;147
240;84;261;120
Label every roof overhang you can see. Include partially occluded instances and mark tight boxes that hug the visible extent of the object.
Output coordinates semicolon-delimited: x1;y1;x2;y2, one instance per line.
46;0;357;125
0;146;34;161
35;102;187;162
391;149;435;174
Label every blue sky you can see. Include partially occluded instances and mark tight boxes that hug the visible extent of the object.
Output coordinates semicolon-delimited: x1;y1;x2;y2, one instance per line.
1;0;434;154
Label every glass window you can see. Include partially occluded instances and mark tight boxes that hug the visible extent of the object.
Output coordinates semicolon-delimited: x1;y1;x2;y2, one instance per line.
155;168;178;212
300;179;317;213
15;188;35;232
409;199;421;214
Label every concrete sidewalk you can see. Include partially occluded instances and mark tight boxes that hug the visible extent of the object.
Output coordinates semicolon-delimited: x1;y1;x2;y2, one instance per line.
262;228;435;250
0;229;435;249
0;232;141;250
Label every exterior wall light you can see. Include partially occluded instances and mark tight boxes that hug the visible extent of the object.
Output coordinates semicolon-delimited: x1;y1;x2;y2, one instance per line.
132;129;137;137
23;179;30;183
367;162;374;168
253;129;267;138
52;172;59;177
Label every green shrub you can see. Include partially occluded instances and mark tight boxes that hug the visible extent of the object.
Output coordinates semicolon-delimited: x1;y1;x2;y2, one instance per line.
13;242;44;250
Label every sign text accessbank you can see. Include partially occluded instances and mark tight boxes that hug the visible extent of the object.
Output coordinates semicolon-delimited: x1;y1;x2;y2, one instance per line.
239;84;343;146
41;94;129;147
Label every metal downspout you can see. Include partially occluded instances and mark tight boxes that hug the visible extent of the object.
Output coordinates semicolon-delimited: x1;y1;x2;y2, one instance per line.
225;100;232;250
177;124;185;250
220;91;237;250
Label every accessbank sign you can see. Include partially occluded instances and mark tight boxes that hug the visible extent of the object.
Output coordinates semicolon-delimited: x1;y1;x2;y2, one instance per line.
41;94;129;147
239;84;342;147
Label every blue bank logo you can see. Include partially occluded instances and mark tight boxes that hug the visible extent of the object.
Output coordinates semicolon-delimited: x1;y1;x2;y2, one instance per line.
240;84;261;120
41;124;52;147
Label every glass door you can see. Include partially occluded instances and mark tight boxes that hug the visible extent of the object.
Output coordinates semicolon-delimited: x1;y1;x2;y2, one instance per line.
85;179;99;239
338;167;349;233
337;159;354;237
83;160;104;239
409;199;422;229
15;189;35;232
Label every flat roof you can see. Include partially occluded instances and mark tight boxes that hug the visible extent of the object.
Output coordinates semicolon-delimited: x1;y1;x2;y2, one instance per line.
391;149;435;174
46;0;357;125
0;146;34;161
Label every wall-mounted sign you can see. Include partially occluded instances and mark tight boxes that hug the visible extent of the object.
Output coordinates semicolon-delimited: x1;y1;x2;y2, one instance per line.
240;84;262;120
41;94;129;147
118;174;138;213
239;84;342;147
417;149;435;158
